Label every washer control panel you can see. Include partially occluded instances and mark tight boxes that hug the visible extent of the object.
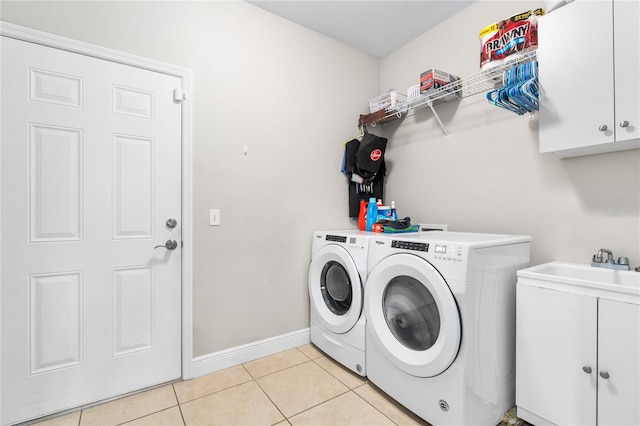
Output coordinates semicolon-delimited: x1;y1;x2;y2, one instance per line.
391;240;429;252
390;240;465;262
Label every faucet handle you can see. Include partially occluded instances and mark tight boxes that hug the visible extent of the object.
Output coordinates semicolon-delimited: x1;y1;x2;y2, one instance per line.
618;257;629;266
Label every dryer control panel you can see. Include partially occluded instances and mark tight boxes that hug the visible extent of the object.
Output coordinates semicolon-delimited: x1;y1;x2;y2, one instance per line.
325;234;367;252
326;234;347;243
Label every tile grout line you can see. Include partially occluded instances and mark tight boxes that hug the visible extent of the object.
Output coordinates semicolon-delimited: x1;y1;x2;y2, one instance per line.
296;347;383;423
351;384;403;426
284;388;356;423
112;407;180;426
171;383;187;426
250;373;289;425
247;349;312;424
174;352;314;411
36;344;372;426
174;377;254;406
240;362;291;425
246;359;313;381
246;347;354;424
310;355;368;389
173;346;320;411
305;346;423;426
106;384;183;426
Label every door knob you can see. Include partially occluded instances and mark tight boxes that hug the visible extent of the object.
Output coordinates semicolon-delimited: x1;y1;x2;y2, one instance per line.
619;120;630;128
599;371;610;379
165;218;178;229
154;239;178;250
598;124;608;132
582;366;592;374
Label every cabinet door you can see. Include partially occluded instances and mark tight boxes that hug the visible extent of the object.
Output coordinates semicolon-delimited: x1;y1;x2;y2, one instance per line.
539;0;615;154
598;299;640;426
516;285;597;425
613;0;640;143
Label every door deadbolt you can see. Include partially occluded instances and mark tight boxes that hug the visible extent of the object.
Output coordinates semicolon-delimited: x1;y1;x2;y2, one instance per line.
154;239;178;250
166;218;178;229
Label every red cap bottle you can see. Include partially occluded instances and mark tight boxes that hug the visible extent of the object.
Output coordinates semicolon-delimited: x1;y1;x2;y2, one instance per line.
358;200;367;231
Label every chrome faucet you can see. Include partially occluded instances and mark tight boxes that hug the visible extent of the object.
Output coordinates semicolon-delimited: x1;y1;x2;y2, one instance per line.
591;248;630;271
593;248;613;263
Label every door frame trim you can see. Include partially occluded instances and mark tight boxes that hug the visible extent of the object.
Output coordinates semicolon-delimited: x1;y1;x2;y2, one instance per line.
0;21;195;395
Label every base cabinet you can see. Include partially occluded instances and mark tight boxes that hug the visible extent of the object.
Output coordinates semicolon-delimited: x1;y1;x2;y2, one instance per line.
516;284;639;425
597;299;640;426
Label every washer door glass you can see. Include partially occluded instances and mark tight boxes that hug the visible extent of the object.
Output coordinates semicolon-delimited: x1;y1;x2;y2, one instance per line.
384;275;440;351
321;261;352;315
365;253;461;377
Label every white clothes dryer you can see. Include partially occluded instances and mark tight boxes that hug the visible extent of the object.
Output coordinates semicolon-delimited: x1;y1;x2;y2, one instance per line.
364;231;531;425
309;230;371;376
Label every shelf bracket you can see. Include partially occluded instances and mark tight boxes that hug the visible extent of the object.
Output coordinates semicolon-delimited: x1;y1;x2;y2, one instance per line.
426;99;449;137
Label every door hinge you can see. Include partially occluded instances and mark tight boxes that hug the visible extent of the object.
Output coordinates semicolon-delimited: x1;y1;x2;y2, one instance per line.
173;87;186;103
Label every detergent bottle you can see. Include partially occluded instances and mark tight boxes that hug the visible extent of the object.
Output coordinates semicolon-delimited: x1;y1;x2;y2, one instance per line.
358;200;367;231
366;197;378;232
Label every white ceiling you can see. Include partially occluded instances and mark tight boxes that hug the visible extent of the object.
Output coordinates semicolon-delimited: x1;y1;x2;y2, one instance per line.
246;1;476;58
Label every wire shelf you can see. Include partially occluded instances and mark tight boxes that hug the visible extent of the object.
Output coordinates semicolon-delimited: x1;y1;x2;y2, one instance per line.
367;51;538;133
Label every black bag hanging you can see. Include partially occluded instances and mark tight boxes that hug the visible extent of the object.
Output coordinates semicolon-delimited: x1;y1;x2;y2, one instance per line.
355;133;387;181
343;132;388;218
348;162;385;217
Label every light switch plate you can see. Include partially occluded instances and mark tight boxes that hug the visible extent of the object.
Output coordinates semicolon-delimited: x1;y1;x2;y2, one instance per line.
209;209;220;226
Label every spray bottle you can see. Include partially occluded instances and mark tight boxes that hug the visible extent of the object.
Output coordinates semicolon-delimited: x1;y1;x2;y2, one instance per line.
390;201;398;221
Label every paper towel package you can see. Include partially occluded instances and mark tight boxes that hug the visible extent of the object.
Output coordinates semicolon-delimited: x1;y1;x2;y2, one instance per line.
479;8;545;70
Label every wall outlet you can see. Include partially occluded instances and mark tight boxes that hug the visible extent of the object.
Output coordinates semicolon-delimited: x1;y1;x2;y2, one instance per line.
209;209;220;226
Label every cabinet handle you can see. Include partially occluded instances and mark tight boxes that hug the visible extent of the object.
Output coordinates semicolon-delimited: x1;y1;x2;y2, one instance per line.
599;371;610;379
598;124;608;132
582;366;592;374
620;120;630;128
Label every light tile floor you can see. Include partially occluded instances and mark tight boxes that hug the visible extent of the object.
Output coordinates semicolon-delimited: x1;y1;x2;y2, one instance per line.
32;344;429;426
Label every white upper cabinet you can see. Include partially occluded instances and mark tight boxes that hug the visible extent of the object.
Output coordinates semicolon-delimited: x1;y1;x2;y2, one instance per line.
538;0;640;158
612;0;640;143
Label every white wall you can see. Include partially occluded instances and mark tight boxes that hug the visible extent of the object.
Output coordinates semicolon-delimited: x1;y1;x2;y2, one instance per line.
2;0;638;361
0;1;380;357
379;0;640;267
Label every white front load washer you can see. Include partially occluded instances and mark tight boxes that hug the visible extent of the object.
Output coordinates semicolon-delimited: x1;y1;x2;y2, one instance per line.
365;231;531;425
308;230;370;376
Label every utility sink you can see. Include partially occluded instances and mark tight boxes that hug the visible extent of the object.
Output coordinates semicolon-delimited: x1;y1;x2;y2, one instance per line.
517;261;640;301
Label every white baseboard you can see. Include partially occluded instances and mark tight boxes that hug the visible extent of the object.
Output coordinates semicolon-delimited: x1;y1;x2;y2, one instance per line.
188;328;311;379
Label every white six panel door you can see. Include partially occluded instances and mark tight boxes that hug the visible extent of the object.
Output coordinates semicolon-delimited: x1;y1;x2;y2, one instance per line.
1;37;182;425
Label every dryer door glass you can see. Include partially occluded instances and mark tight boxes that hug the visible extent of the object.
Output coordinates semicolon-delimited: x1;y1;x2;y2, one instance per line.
321;261;352;315
383;276;440;351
